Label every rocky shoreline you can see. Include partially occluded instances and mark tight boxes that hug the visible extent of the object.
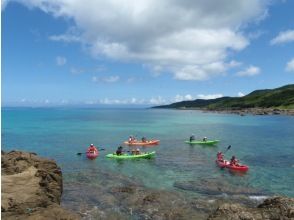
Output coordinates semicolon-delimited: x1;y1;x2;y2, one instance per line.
2;150;294;219
1;150;80;220
203;108;294;116
174;107;294;116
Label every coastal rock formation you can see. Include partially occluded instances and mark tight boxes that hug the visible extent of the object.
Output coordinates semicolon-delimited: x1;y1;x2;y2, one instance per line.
208;197;294;220
1;150;80;220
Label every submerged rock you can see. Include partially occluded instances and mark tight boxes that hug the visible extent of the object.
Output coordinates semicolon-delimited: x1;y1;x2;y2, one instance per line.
174;178;265;196
208;196;294;220
1;150;80;220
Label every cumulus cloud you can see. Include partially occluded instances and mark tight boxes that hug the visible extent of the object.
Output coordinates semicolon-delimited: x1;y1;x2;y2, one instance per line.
285;58;294;72
270;30;294;45
197;94;223;100
238;92;245;97
56;56;67;66
236;65;261;77
8;0;269;80
92;75;120;83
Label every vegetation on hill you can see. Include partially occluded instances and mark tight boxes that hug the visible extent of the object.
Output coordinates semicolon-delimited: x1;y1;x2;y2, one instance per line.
153;84;294;110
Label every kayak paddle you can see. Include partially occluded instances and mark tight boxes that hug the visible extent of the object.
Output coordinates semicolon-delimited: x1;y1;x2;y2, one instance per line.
224;145;231;153
77;148;105;155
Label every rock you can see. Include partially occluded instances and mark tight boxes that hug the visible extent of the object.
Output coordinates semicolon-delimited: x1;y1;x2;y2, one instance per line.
1;150;80;220
174;178;265;196
208;197;294;220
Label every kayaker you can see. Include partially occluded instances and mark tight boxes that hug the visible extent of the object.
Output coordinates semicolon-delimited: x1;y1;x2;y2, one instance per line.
88;144;97;153
217;152;224;161
116;146;123;155
190;135;195;142
129;135;136;143
230;155;238;166
203;137;207;141
142;137;147;142
135;148;140;155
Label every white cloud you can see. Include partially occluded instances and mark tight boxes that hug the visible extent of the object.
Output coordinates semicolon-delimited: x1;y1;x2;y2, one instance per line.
174;94;194;102
9;0;269;81
236;65;260;77
92;75;120;83
56;56;67;66
197;94;223;100
238;92;245;97
149;96;167;105
270;30;294;45
99;97;145;105
285;58;294;72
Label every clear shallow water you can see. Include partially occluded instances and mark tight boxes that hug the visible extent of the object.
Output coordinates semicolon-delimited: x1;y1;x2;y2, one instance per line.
2;107;294;201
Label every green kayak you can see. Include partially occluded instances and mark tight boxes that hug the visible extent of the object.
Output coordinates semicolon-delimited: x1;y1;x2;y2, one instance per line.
106;151;156;159
185;140;219;145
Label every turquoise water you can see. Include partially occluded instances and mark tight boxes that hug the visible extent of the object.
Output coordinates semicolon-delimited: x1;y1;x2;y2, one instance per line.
2;107;294;200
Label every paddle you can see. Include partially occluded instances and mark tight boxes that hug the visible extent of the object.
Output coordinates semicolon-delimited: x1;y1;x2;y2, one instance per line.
224;145;231;153
76;148;105;155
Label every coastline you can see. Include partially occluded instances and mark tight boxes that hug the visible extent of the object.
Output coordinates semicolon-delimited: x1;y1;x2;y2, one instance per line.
155;107;294;116
2;150;294;219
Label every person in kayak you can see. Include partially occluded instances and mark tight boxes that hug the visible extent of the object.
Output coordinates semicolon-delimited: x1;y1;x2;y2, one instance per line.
190;135;195;142
116;146;123;155
88;144;97;153
230;155;239;166
203;137;207;141
131;148;140;155
142;137;147;142
217;152;224;161
135;148;140;155
129;135;136;143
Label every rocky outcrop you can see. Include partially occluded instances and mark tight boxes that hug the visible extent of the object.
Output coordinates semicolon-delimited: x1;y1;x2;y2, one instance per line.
1;150;80;220
208;197;294;220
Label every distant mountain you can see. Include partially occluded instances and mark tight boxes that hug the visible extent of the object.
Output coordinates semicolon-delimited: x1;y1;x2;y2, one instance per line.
153;84;294;110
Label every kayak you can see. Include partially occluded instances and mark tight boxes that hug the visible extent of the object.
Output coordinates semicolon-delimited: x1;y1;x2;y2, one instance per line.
216;159;249;172
216;159;229;168
86;147;99;159
226;164;249;172
123;140;160;146
185;140;219;145
86;150;99;159
106;151;156;159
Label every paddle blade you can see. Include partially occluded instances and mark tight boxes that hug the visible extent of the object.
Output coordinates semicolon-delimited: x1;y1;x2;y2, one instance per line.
77;153;82;155
227;145;231;150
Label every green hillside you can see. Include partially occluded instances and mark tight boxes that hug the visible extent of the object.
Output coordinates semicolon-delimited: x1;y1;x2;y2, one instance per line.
153;84;294;110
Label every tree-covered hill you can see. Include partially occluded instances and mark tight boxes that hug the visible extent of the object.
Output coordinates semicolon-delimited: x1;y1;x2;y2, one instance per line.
153;84;294;110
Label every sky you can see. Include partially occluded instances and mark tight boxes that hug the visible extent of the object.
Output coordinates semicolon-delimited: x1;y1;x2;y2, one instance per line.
1;0;294;107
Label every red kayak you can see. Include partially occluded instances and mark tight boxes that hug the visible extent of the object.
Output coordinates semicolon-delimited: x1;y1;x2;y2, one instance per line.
123;140;160;146
226;164;249;172
86;147;99;159
216;159;249;172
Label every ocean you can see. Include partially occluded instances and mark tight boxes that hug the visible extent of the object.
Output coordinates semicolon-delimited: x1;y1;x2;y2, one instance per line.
2;107;294;218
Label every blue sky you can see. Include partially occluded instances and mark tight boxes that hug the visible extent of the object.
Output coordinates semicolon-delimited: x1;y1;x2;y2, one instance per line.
2;0;294;106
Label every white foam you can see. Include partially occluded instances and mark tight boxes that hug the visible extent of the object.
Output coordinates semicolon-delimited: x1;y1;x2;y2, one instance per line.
249;195;268;201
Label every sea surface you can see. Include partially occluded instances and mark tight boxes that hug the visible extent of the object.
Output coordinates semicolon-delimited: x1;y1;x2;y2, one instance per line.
2;107;294;217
